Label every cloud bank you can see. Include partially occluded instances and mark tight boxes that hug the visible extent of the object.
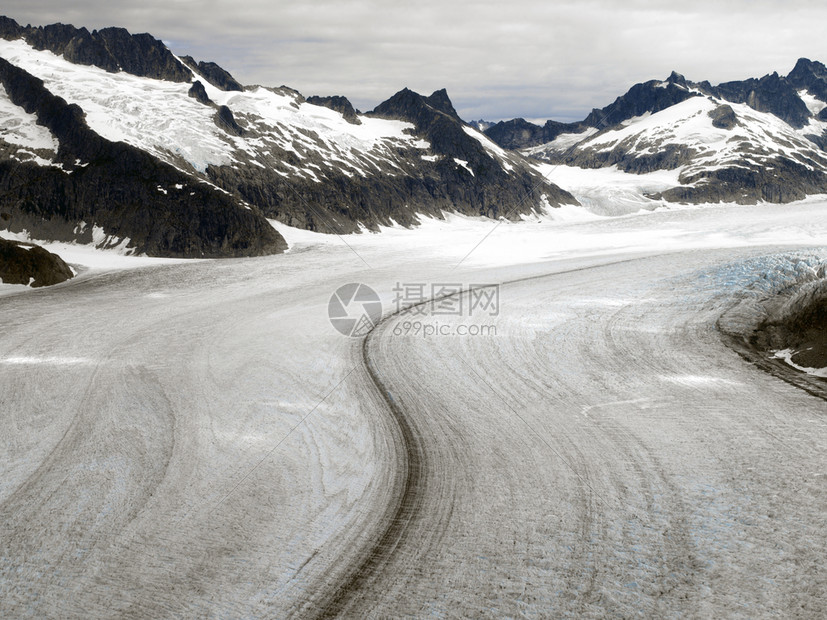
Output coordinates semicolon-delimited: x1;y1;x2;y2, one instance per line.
4;1;826;122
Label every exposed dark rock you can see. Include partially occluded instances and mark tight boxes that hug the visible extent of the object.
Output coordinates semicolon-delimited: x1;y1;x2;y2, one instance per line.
746;274;827;386
709;104;738;129
0;56;285;257
215;105;244;136
98;27;192;81
370;88;445;128
484;118;586;150
372;88;490;160
468;119;493;132
804;129;827;151
666;71;688;88
487;63;827;207
180;55;243;91
755;297;827;356
306;95;361;124
583;78;699;129
710;72;811;128
0;16;22;39
488;62;827;157
650;158;827;204
586;69;810;130
0;17;192;82
552;142;697;174
0;237;73;287
270;85;305;103
424;88;461;119
787;57;827;103
484;119;545;150
188;80;212;105
719;260;827;400
3;15;577;236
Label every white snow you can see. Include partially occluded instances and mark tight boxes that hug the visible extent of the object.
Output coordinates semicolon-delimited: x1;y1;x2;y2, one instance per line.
536;162;683;215
798;90;827;116
620;111;652;126
0;38;235;172
0;81;59;164
0;355;94;366
525;128;598;154
772;348;827;377
454;158;474;175
0;228;187;287
0;38;433;181
585;99;725;150
462;125;515;171
90;225;131;252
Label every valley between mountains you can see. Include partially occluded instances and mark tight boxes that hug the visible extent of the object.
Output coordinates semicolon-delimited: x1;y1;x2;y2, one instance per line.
1;16;827;619
2;202;827;617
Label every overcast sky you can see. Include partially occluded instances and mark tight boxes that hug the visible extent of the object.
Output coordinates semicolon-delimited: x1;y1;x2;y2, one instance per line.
4;1;827;122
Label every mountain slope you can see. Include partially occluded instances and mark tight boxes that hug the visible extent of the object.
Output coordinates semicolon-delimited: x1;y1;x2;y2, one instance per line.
494;62;827;205
0;18;576;248
367;87;575;219
0;52;286;258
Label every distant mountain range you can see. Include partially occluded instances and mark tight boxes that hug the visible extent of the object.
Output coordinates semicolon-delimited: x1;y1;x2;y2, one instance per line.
0;17;572;258
1;16;826;259
483;63;827;204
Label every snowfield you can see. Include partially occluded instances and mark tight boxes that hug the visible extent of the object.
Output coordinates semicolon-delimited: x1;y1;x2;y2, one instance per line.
527;94;827;187
0;38;432;179
2;191;827;614
0;81;59;166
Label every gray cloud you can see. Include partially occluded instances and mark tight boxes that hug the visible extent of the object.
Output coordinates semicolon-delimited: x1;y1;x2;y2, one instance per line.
3;1;826;122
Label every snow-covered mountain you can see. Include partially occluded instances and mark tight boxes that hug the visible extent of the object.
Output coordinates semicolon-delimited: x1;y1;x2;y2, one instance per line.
0;18;573;256
488;64;827;204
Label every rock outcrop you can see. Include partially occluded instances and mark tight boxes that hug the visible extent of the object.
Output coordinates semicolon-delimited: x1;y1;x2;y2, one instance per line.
306;95;361;125
0;237;73;287
180;55;244;92
0;16;191;82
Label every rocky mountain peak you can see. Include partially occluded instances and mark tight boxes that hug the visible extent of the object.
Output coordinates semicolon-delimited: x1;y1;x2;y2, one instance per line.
787;57;827;102
582;77;698;129
789;57;827;81
306;95;361;124
0;16;192;82
371;87;462;125
425;88;460;119
180;55;243;91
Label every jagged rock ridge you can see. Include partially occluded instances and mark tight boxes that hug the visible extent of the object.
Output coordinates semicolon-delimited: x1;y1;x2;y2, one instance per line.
180;55;243;92
0;16;576;248
306;95;361;125
485;60;827;205
0;16;191;82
